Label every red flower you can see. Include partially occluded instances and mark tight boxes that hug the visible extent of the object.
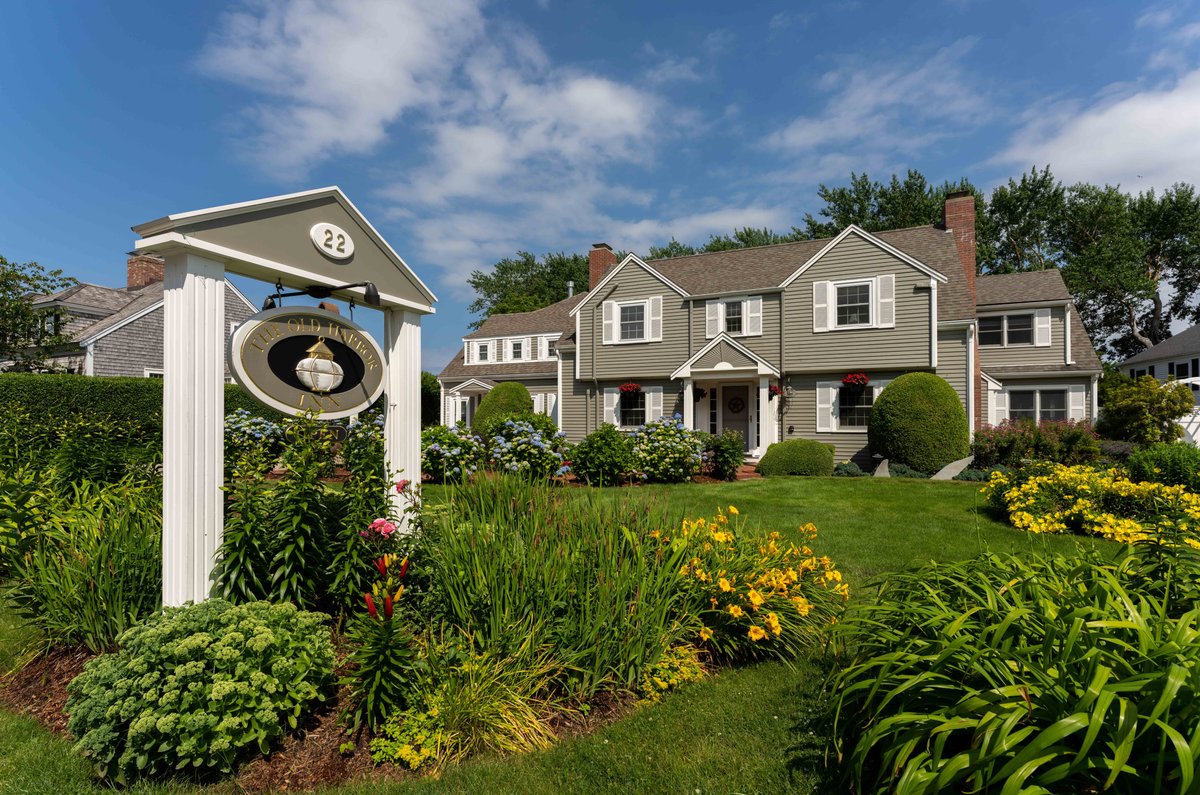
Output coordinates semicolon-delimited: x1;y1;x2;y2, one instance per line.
396;479;411;494
383;593;394;619
364;592;378;619
618;382;642;394
842;372;870;387
374;557;388;577
397;557;410;579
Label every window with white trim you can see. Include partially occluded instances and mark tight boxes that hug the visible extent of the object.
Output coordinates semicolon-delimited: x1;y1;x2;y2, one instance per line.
1008;389;1067;422
817;380;890;432
979;311;1051;347
619;303;645;341
477;342;490;362
835;282;872;327
144;369;164;379
510;340;523;360
619;391;645;427
705;295;763;338
724;300;742;334
547;338;556;358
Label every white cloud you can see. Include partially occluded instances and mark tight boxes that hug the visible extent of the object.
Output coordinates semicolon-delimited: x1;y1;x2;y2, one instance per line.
993;69;1200;192
198;0;486;177
613;206;792;256
765;38;990;179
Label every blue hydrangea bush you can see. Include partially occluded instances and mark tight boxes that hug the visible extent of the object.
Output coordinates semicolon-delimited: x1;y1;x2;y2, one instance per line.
422;424;485;483
65;600;335;783
224;409;284;468
489;419;569;479
631;414;704;483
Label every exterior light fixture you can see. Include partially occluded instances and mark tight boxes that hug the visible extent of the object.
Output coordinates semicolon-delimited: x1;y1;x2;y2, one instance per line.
261;281;382;310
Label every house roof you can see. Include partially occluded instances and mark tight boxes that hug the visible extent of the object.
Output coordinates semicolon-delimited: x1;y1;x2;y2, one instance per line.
75;282;165;343
33;283;136;313
1120;323;1200;367
438;350;559;381
976;270;1070;307
464;293;585;339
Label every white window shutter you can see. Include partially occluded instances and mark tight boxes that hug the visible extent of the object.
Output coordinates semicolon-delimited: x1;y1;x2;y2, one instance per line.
649;295;663;341
1035;309;1052;347
525;337;533;360
1068;384;1086;420
706;300;720;338
746;296;762;336
464;342;472;364
816;383;835;432
603;301;616;344
538;337;547;360
546;393;557;423
533;393;544;414
646;386;664;422
813;281;829;332
994;390;1009;423
872;380;890;400
604;387;619;425
877;275;895;328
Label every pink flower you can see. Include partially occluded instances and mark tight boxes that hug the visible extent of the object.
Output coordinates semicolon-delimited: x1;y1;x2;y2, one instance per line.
369;518;397;538
396;479;411;494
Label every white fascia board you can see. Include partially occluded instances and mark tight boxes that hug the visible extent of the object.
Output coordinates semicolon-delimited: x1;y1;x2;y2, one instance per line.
135;233;436;315
226;281;258;313
448;378;495;393
938;319;977;329
671;332;780;379
977;300;1073;314
77;300;164;345
780;225;948;289
981;371;1003;389
569;254;688;317
687;287;783;301
133;187;438;306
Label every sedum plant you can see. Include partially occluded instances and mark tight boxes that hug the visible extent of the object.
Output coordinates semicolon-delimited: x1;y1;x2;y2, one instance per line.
66;600;334;783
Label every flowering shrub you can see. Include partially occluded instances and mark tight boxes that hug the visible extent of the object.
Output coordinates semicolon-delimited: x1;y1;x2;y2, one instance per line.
982;463;1200;543
661;506;849;661
971;419;1100;468
489;419;569;479
66;600;334;782
570;423;635;486
631;414;704;483
422;424;484;483
224;408;284;469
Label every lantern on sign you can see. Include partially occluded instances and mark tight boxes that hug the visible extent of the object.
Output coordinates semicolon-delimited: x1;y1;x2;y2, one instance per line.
295;337;344;393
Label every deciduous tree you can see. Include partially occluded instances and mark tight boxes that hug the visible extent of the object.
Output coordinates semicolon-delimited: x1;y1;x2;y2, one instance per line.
0;254;75;371
466;251;588;329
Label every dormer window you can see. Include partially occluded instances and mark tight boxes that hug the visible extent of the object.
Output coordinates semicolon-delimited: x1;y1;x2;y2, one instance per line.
547;339;557;357
511;340;523;360
477;342;490;362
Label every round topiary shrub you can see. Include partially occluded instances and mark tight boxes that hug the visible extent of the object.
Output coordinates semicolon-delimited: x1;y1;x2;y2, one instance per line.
66;600;335;783
755;439;835;477
1126;442;1200;490
471;382;534;435
868;373;968;474
571;423;635;486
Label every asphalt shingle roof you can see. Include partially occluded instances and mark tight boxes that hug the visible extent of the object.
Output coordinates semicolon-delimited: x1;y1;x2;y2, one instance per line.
976;270;1070;306
1121;323;1200;367
463;294;586;339
35;283;137;313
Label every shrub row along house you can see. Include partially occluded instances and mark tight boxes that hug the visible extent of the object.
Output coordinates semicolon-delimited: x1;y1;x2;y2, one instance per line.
439;194;1102;464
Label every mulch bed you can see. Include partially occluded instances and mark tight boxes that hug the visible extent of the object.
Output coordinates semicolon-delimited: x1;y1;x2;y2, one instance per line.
0;645;93;736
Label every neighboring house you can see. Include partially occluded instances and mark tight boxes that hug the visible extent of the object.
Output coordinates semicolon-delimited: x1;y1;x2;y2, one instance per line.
16;254;256;378
439;194;1103;464
1118;326;1200;441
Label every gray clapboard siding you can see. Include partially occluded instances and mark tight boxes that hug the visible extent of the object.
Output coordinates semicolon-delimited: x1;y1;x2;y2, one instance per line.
689;293;783;367
578;266;691;379
559;351;591;442
937;327;970;417
781;234;933;372
695;340;759;370
978;307;1067;368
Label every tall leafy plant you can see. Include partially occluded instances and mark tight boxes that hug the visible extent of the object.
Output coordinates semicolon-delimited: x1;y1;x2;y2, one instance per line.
329;407;392;614
268;412;334;609
213;417;280;603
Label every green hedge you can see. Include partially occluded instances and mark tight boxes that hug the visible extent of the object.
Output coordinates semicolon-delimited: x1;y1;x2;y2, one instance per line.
755;439;835;477
868;372;968;473
472;382;534;434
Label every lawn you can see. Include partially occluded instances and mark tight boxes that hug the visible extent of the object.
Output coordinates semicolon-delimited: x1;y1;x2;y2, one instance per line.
0;477;1115;795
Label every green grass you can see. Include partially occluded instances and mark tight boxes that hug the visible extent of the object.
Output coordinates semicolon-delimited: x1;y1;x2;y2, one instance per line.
0;477;1117;794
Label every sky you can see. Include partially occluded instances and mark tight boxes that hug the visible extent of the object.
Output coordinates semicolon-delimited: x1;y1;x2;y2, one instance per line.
2;0;1200;371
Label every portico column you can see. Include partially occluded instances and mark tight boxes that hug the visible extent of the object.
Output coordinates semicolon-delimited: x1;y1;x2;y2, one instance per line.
758;376;772;455
384;308;422;524
162;251;225;607
682;378;694;430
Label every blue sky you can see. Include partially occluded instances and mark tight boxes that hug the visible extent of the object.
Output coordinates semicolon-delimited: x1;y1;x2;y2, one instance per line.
3;0;1199;370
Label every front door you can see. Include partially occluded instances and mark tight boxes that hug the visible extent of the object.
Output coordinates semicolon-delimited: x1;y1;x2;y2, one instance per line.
722;384;751;452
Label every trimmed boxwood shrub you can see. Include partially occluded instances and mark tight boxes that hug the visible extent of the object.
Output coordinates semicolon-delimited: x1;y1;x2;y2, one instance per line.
1126;442;1200;490
756;439;835;477
66;600;335;783
570;423;635;486
868;372;968;474
833;461;865;477
471;382;534;434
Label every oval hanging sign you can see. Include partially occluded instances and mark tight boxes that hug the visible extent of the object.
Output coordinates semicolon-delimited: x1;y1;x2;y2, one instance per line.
228;306;385;420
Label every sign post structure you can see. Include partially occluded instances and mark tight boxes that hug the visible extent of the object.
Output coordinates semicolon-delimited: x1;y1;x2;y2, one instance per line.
134;188;437;607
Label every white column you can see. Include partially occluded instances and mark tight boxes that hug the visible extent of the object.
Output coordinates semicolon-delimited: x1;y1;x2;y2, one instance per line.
384;308;422;524
162;251;225;607
682;378;694;430
757;376;771;456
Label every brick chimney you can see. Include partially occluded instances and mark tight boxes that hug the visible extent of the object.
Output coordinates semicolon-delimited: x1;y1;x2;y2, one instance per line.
589;243;616;291
942;191;982;430
127;254;165;290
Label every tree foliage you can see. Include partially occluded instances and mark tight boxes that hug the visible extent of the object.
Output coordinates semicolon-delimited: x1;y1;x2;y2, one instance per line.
0;254;76;370
466;251;587;329
1097;375;1195;445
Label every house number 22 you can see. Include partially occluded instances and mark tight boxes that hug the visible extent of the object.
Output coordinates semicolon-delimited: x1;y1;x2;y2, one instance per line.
309;222;355;261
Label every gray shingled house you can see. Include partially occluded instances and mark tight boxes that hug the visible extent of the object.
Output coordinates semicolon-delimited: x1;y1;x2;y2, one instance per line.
20;254;256;378
1118;326;1200;442
439;194;1103;464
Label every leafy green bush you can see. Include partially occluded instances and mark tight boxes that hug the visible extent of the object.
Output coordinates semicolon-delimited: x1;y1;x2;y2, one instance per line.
832;461;865;477
952;465;1009;482
471;382;534;434
1098;374;1195;445
6;476;161;653
972;419;1100;468
703;430;745;481
1127;442;1200;490
829;546;1200;794
630;415;704;483
570;423;634;486
223;409;284;473
475;410;556;444
756;439;834;477
422;424;485;483
868;372;968;473
489;419;569;478
66;600;334;783
1099;438;1137;461
886;462;928;479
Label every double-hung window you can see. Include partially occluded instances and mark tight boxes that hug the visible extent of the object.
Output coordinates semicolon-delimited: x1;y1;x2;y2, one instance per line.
724;301;743;334
619;391;645;427
547;338;557;358
980;313;1040;346
835;282;872;328
511;340;523;360
477;342;490;362
620;303;646;341
1008;389;1068;422
837;386;874;428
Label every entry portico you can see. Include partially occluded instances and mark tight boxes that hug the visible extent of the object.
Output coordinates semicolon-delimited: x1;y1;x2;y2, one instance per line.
133;187;436;606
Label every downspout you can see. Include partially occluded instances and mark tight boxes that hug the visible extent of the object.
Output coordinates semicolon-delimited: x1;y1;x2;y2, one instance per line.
778;292;786;440
966;323;976;437
591;299;599;434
